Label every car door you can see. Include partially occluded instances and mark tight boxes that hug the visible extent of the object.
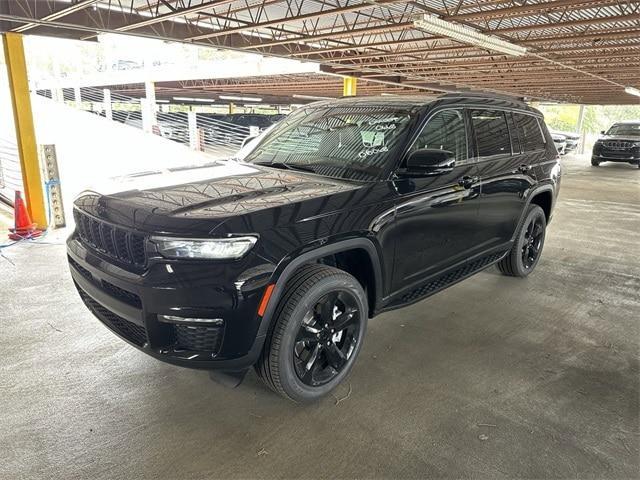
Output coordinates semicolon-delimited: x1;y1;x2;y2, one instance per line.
389;108;483;294
470;108;536;251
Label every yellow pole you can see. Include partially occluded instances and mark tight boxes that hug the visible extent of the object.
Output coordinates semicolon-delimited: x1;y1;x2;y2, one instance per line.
2;33;47;228
228;102;235;114
343;76;357;96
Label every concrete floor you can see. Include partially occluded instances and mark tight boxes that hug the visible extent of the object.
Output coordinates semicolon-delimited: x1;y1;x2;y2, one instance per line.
1;154;638;479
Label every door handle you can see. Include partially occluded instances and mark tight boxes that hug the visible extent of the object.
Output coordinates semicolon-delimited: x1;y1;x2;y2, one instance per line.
458;175;479;189
518;164;532;174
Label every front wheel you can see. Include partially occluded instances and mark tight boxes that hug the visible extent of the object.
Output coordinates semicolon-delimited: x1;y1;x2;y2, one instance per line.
255;264;367;402
497;204;547;277
591;157;600;166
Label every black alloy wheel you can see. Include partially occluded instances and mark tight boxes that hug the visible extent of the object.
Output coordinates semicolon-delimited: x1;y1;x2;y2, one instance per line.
255;264;367;402
521;215;545;270
293;290;361;387
497;204;547;277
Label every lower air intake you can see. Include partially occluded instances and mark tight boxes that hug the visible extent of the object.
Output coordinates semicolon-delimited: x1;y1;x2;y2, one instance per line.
174;325;223;353
76;283;148;347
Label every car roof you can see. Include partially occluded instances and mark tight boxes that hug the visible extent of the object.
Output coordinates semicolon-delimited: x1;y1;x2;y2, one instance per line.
612;120;640;125
305;92;539;114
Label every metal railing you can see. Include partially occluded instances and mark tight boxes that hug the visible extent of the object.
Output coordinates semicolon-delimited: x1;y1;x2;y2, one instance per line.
35;86;283;159
0;136;22;204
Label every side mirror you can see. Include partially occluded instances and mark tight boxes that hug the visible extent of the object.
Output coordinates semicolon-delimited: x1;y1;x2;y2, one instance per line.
240;132;259;148
401;148;456;176
600;130;606;135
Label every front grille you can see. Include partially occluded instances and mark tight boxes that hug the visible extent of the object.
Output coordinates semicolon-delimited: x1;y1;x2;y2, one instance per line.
101;280;142;309
602;140;634;150
73;209;146;266
76;283;147;346
174;325;223;353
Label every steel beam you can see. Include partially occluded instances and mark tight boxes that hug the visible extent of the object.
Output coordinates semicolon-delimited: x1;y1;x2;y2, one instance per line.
188;0;399;41
2;32;47;228
12;0;100;33
116;0;238;32
343;76;358;96
448;0;640;21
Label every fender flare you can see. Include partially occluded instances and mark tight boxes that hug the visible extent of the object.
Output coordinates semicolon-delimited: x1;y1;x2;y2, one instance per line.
510;183;555;242
256;237;384;340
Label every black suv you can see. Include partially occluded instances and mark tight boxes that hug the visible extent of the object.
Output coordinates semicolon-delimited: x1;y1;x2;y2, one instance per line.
592;121;640;168
68;94;561;402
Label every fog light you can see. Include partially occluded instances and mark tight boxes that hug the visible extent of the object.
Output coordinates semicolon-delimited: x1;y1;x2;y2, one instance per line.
158;314;224;326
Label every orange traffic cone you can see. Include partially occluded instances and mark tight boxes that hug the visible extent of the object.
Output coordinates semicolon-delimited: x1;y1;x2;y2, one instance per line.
8;191;43;240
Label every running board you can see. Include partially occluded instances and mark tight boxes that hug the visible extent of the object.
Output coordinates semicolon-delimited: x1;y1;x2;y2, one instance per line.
386;251;507;310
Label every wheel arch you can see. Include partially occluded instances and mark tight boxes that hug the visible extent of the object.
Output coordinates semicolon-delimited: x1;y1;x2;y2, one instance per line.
257;238;384;338
510;184;555;243
529;188;554;222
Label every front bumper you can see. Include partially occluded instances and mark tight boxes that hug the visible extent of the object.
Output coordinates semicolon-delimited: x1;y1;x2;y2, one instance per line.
67;236;273;371
564;139;579;152
593;145;640;163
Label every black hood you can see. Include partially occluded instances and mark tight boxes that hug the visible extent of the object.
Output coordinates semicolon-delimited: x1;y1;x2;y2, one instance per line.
74;161;360;236
599;134;640;142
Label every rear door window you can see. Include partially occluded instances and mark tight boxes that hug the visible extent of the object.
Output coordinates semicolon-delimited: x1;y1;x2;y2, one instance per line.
516;114;546;152
470;109;511;157
506;113;521;155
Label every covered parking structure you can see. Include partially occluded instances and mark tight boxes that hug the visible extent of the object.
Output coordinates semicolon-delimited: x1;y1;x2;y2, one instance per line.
1;2;639;479
2;0;639;223
102;73;443;103
1;0;639;104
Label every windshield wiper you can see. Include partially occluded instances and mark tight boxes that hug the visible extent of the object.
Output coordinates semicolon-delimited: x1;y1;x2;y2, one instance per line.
253;161;316;173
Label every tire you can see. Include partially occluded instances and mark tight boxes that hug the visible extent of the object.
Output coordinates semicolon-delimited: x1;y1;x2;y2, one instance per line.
255;264;367;402
591;157;600;166
497;204;547;278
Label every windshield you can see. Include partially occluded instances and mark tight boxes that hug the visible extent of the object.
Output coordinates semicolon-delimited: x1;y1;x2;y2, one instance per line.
606;124;640;136
242;105;417;181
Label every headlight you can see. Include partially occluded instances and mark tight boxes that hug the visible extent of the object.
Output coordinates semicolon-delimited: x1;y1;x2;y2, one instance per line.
151;236;257;259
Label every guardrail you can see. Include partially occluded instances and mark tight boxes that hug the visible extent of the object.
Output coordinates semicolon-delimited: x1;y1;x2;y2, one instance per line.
35;86;260;158
0;136;22;203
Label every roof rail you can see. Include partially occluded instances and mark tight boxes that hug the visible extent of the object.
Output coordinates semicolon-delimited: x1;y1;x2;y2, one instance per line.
438;91;527;103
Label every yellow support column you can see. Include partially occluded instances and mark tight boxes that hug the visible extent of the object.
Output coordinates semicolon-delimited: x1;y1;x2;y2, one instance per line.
228;102;235;114
2;33;47;228
343;76;357;96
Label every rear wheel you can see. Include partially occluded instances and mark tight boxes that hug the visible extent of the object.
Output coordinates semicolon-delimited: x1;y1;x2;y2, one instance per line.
255;264;367;402
497;204;547;278
591;157;600;166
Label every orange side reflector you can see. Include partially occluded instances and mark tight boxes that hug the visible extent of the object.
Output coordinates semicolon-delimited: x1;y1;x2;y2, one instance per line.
257;284;276;317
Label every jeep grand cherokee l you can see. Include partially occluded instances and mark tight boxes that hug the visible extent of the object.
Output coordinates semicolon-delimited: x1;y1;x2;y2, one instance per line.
550;131;567;155
592;121;640;168
550;130;580;155
68;94;561;402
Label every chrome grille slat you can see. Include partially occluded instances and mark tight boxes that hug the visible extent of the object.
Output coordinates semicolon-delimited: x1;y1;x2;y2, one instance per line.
602;140;633;150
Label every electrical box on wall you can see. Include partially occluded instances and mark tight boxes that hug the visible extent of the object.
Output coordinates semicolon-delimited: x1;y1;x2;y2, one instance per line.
39;144;66;228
